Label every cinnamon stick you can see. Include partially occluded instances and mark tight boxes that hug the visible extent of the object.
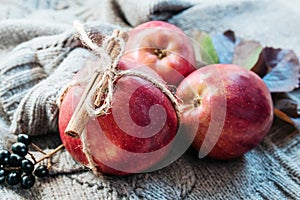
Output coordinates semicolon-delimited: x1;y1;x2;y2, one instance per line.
64;30;128;138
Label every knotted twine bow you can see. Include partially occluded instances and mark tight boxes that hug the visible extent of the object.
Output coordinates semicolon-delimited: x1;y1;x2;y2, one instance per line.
64;21;128;138
62;21;180;174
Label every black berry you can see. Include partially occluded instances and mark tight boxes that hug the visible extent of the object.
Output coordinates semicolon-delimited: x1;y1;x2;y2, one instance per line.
17;134;31;145
21;174;35;189
12;142;28;157
34;165;49;178
0;150;11;166
9;153;22;167
0;169;6;184
21;159;34;174
6;171;21;185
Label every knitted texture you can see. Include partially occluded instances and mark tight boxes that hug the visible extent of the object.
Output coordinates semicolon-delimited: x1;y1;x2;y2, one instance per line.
0;0;300;199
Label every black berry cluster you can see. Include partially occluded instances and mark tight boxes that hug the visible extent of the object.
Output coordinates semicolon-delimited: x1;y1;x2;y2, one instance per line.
0;134;49;189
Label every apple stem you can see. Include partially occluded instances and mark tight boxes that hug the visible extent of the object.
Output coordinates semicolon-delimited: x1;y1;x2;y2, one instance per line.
193;96;202;107
154;48;167;59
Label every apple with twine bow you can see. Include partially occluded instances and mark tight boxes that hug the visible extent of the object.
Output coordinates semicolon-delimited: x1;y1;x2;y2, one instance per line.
58;26;180;175
59;71;179;175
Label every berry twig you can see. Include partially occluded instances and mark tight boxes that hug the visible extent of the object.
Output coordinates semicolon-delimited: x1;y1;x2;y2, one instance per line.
35;144;64;164
31;143;47;155
0;134;65;189
27;151;37;164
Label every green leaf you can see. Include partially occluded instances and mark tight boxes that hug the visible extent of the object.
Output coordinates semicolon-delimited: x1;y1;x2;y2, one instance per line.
232;40;263;70
189;30;219;65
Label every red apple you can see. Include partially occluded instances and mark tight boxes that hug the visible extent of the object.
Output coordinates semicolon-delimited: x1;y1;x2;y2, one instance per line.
58;62;178;175
120;20;196;86
176;64;273;160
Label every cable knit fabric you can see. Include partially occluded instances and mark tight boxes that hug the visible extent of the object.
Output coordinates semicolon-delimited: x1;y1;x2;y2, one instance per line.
0;0;300;199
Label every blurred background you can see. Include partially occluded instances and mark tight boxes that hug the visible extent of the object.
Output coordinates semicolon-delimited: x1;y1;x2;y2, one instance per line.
0;0;299;55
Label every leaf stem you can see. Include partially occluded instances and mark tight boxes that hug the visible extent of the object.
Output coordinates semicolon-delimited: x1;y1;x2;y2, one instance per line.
274;108;295;126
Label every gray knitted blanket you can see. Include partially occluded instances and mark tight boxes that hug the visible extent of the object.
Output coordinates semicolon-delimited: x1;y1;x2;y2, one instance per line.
0;0;300;199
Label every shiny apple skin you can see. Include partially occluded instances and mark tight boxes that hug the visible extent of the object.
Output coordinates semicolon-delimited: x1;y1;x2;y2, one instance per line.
121;20;196;86
176;64;273;160
59;72;178;175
